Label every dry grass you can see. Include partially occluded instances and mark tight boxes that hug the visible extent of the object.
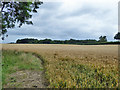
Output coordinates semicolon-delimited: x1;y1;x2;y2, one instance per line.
2;44;118;88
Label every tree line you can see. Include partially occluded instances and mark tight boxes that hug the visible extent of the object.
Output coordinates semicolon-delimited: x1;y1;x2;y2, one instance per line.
15;36;119;45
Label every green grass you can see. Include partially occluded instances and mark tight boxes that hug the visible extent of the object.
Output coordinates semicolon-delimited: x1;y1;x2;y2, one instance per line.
2;50;43;86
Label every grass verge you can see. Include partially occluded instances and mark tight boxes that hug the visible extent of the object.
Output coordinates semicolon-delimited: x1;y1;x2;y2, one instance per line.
2;50;44;87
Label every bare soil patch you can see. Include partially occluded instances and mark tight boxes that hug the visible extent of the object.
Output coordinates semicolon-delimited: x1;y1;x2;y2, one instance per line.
4;70;48;88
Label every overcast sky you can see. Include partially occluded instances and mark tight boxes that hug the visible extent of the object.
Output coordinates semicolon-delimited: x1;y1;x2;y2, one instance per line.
2;0;119;43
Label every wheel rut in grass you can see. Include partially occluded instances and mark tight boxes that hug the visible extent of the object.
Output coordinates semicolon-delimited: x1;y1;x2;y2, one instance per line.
4;52;49;88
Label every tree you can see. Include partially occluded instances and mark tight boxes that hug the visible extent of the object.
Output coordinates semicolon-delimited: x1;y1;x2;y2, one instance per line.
0;1;43;40
114;32;120;40
16;38;38;44
98;36;107;42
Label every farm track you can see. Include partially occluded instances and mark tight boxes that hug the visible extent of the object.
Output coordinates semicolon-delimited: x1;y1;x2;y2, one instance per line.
5;70;47;88
2;50;49;88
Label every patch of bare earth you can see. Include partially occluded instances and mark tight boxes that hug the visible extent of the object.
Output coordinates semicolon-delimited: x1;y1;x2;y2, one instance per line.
4;70;48;88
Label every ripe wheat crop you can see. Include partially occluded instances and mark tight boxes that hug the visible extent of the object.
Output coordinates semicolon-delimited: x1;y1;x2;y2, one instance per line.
2;44;118;88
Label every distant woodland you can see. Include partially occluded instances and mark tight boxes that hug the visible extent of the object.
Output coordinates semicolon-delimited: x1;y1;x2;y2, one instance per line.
15;36;119;45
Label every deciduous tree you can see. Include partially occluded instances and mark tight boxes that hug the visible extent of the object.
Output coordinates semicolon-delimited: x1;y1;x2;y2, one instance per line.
0;1;43;40
114;32;120;40
98;36;107;42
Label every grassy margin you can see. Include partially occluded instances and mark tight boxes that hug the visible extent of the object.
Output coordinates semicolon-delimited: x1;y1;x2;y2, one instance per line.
2;49;49;87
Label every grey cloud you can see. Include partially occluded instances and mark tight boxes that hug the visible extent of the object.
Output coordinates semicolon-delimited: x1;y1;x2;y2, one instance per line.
4;2;118;43
56;5;110;20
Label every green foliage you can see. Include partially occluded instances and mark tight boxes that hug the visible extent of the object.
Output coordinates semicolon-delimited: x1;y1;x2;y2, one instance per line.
114;32;120;40
16;38;39;44
1;1;43;40
16;38;120;45
98;36;107;42
16;38;98;44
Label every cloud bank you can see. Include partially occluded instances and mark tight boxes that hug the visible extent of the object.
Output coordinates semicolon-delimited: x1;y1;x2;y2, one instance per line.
3;0;118;43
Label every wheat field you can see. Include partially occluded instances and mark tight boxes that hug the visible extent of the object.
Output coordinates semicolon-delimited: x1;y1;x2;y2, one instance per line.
2;44;119;88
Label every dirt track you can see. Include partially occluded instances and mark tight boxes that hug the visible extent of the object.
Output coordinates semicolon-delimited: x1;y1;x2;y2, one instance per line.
4;70;47;88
